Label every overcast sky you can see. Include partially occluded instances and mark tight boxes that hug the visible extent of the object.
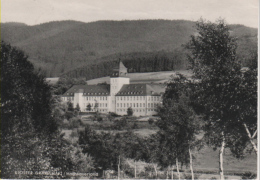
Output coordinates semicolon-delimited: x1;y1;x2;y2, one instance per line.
2;0;259;28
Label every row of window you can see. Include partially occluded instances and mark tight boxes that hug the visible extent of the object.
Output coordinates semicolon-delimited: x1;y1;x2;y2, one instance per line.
63;97;74;101
84;103;108;108
85;109;108;112
116;103;159;108
116;109;157;113
116;96;161;101
83;96;108;101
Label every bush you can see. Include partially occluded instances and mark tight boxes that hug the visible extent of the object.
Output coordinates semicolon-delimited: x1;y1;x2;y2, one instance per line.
127;107;133;116
68;117;83;129
183;173;199;180
241;171;256;179
113;118;128;130
70;130;79;139
148;118;154;124
109;112;120;117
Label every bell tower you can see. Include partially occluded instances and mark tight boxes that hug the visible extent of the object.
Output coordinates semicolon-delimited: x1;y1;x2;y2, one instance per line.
109;61;130;112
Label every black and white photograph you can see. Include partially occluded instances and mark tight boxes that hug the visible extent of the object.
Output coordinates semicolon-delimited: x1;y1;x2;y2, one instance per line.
1;0;258;179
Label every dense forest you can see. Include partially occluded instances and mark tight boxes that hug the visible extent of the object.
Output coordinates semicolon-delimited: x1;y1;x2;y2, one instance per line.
1;20;257;77
61;50;187;79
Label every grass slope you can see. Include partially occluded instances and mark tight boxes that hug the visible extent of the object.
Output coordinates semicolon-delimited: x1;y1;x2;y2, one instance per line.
87;70;193;85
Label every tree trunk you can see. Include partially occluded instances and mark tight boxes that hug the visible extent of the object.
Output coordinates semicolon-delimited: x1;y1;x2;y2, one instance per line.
118;155;120;180
134;161;137;179
153;164;158;178
166;170;169;179
176;158;180;180
171;167;174;180
243;123;258;154
189;147;194;180
219;134;225;180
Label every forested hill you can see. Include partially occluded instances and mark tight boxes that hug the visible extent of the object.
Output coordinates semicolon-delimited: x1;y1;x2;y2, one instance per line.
1;20;257;77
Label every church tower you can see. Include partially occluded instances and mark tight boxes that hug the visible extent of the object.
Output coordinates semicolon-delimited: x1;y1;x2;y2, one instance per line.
109;61;130;112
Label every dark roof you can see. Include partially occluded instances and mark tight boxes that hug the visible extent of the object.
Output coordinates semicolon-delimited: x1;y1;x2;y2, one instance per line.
111;61;128;77
63;84;110;96
116;84;165;96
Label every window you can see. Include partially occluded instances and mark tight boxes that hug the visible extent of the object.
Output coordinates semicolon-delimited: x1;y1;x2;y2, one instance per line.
148;97;150;101
130;103;132;107
120;103;122;107
140;103;142;107
133;103;135;107
143;103;145;107
127;97;129;101
151;103;154;108
117;103;119;107
137;96;139;100
148;103;150;108
127;103;129;107
124;103;126;107
121;97;122;100
137;103;138;107
151;97;153;101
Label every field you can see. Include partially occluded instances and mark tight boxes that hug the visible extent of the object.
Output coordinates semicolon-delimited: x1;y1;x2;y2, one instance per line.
87;70;192;85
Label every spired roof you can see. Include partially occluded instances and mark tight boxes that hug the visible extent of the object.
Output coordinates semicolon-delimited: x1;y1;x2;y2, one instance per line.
116;84;165;96
111;61;128;77
63;84;110;96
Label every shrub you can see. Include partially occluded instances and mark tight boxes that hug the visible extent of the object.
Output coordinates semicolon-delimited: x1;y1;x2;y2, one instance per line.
109;112;120;117
148;118;154;124
127;107;133;116
183;173;199;180
241;171;256;179
69;117;83;129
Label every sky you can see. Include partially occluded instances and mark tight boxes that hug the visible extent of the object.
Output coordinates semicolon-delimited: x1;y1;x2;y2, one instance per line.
1;0;259;28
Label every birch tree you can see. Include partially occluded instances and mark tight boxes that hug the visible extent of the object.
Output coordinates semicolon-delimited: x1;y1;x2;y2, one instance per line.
186;18;257;179
156;74;200;180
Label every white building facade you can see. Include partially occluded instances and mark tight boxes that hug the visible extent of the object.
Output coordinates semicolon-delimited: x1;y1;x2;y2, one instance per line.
61;62;165;116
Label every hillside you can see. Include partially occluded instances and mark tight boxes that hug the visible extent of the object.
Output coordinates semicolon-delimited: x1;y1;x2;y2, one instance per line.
86;70;192;85
1;20;257;77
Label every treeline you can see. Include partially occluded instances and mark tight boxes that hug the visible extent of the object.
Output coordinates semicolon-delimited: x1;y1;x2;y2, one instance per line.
61;50;187;79
2;20;257;77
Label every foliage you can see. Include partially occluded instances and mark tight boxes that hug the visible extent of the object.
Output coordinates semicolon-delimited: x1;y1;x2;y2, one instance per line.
127;107;134;116
86;103;92;111
156;74;200;168
0;41;78;178
79;125;119;170
68;117;83;129
78;125;148;170
109;112;120;117
148;118;154;125
75;103;81;112
241;171;256;179
93;112;103;122
113;118;129;130
2;20;256;77
186;18;257;157
52;77;86;95
67;101;74;112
